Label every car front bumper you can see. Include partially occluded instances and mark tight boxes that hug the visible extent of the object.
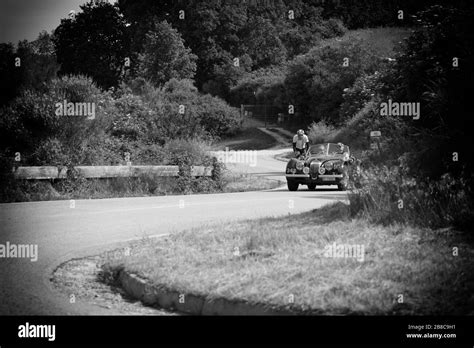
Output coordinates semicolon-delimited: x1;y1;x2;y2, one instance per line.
285;174;343;179
285;173;344;184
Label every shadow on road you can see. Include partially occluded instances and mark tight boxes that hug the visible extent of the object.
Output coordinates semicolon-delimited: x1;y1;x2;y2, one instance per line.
270;187;343;192
297;194;348;200
268;187;348;200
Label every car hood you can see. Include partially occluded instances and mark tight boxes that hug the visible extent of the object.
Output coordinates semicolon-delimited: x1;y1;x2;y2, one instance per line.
306;154;348;164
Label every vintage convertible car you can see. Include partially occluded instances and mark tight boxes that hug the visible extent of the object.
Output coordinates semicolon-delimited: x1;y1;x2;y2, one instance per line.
285;143;355;191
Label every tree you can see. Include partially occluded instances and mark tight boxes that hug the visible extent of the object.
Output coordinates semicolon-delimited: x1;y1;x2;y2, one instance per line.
53;1;129;89
0;43;20;106
16;32;60;92
384;4;474;178
137;20;197;87
241;17;287;69
0;32;59;107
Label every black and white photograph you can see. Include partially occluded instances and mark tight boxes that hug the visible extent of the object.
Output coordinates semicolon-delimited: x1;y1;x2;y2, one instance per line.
0;0;473;346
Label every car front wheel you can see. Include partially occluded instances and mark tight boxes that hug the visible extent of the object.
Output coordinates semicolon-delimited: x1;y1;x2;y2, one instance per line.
287;180;299;191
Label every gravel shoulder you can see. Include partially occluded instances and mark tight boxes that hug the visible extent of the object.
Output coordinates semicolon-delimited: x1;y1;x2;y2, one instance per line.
52;254;178;315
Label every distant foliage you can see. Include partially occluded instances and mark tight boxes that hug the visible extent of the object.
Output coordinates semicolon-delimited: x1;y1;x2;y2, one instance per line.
339;71;383;121
229;66;287;107
242;17;287;69
285;40;378;125
137;20;197;87
0;32;59;106
321;0;440;29
117;0;347;91
15;32;60;92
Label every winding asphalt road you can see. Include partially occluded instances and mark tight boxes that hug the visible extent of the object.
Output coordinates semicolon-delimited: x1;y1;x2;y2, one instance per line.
0;147;347;315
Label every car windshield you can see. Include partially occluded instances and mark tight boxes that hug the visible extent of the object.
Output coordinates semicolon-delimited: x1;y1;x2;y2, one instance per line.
328;143;349;155
309;144;327;155
309;143;349;156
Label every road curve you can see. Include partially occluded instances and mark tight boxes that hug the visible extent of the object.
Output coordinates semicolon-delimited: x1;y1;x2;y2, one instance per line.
0;148;347;315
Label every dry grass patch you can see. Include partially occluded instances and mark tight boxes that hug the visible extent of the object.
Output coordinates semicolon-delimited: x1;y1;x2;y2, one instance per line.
103;202;474;315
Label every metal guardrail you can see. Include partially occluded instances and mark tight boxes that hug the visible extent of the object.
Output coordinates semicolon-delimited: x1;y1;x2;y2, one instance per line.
12;165;213;180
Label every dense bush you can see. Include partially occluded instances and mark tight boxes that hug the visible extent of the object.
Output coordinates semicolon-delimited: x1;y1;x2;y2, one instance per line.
0;75;118;167
0;75;116;164
129;78;242;141
348;166;474;230
307;121;336;144
163;139;212;167
383;4;474;180
0;73;237;201
0;74;241;168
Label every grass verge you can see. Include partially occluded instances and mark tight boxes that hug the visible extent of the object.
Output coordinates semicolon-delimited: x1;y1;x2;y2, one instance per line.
101;202;474;315
222;172;282;192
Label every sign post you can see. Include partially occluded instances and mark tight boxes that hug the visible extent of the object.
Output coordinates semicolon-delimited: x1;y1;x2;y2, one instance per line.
370;131;382;156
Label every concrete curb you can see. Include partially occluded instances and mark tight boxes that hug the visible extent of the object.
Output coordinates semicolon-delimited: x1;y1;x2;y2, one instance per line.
118;270;308;315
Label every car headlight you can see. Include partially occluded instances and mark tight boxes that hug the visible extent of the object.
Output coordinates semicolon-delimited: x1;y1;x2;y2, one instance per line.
318;166;325;174
324;162;333;171
303;167;309;174
296;161;304;171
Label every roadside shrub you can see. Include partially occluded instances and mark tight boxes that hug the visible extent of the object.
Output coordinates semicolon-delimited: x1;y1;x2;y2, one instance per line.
109;92;151;142
80;134;124;165
192;94;242;137
123;78;242;140
163;138;212;167
307;121;336;144
320;18;347;38
0;89;60;157
30;138;69;166
348;166;474;230
0;75;116;166
163;138;212;194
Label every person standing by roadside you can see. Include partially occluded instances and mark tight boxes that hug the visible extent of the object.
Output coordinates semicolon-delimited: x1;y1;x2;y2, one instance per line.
293;129;309;157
